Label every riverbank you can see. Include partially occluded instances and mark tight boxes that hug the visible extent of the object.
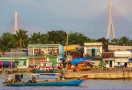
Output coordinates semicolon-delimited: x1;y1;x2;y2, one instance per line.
1;68;132;79
64;68;132;79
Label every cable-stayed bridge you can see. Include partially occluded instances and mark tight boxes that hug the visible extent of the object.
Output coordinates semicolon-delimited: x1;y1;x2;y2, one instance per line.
1;1;132;40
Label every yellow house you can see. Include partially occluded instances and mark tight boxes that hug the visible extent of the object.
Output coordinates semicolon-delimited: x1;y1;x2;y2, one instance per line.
64;45;80;51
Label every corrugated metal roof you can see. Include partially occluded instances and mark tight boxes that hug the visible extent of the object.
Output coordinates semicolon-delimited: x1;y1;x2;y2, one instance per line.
3;52;28;57
28;44;61;48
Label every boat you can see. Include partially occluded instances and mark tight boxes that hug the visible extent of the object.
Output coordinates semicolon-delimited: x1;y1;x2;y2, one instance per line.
32;69;54;73
2;73;88;86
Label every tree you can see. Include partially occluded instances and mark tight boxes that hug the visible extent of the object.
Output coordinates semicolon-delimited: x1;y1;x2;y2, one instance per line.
68;31;91;45
14;29;28;48
0;32;16;51
29;32;49;44
47;30;67;45
110;38;119;45
118;36;131;46
96;37;109;52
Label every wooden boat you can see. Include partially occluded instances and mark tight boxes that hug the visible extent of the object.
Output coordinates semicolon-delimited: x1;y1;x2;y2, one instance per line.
3;73;88;87
3;79;84;86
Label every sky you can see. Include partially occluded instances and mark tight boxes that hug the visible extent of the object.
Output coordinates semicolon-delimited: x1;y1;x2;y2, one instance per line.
0;0;132;40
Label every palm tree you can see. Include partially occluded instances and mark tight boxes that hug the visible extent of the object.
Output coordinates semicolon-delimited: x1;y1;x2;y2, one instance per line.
118;36;131;46
14;29;28;48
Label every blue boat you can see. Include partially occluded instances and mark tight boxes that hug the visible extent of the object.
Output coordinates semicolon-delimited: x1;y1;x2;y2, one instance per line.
3;73;88;87
4;79;84;86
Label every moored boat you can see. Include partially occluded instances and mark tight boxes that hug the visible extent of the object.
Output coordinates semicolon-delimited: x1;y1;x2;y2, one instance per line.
3;73;88;87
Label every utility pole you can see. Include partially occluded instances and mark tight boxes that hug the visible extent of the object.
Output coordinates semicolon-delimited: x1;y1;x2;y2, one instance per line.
91;26;93;42
65;32;68;62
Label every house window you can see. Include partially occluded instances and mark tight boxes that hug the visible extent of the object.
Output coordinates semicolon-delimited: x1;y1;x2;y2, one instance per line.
34;48;41;54
48;47;59;55
118;62;121;65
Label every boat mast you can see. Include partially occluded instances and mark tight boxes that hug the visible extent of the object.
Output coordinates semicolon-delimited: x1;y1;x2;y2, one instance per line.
11;52;12;74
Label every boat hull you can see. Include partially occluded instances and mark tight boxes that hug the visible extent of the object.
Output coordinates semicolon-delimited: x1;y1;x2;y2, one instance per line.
5;79;84;86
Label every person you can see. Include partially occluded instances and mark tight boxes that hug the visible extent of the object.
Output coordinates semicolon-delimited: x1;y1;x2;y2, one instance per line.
7;74;12;82
60;73;65;80
76;66;80;72
124;62;127;68
67;64;71;69
15;74;23;82
32;77;37;83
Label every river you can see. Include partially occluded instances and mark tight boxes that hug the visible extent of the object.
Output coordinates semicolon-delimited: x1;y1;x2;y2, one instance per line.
0;74;132;90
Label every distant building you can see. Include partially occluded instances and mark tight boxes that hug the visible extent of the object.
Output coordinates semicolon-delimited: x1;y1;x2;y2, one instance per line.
84;42;102;58
27;44;64;68
108;45;132;51
64;45;80;52
101;45;132;68
83;42;103;67
0;49;28;68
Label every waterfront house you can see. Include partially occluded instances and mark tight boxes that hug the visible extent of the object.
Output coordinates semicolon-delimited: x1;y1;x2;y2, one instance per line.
84;42;103;67
102;45;132;68
102;52;114;68
108;45;132;51
84;42;103;57
0;51;28;68
27;44;64;68
114;51;131;68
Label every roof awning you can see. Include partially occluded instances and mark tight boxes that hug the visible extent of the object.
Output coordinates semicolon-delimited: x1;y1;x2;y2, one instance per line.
70;58;92;65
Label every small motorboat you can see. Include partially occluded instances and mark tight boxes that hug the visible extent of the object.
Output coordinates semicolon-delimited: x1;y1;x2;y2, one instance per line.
3;73;88;87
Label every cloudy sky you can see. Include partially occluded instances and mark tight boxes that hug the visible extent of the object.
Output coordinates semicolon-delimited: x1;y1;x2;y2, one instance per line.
0;0;132;39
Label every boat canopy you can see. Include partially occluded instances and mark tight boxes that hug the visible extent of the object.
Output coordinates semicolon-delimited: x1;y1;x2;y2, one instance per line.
31;73;60;76
70;58;92;65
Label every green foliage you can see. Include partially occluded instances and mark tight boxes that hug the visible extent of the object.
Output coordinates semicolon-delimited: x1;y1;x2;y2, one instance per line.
96;37;109;52
29;32;49;44
110;36;131;46
118;36;131;46
110;38;119;45
47;30;67;45
68;31;91;45
0;32;17;51
0;29;132;52
14;29;28;48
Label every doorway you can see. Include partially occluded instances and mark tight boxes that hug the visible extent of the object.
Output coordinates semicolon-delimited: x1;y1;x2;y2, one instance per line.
92;49;95;56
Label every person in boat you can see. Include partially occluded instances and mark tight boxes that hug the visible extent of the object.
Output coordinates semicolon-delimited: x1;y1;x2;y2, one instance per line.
60;73;65;80
15;74;22;82
32;77;37;83
7;74;12;82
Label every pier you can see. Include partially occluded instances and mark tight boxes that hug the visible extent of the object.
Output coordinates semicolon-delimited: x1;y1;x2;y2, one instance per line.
64;68;132;79
1;68;132;80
